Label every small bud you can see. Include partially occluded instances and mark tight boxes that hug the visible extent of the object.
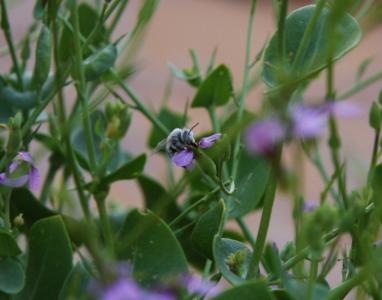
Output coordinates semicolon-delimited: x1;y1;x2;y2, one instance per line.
226;248;249;277
369;102;381;131
14;213;24;227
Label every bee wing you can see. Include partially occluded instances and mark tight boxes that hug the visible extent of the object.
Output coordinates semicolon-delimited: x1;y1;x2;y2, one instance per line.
153;138;168;153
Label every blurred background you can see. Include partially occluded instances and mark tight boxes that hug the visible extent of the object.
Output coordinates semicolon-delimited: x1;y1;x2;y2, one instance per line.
1;0;382;294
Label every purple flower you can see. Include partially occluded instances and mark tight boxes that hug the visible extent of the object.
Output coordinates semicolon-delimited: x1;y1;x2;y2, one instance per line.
171;133;222;169
181;274;220;297
0;151;40;191
245;118;286;156
245;101;359;156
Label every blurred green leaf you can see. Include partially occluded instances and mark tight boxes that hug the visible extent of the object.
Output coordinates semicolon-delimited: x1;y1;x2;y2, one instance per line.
191;65;233;108
0;258;25;294
210;281;275;300
132;0;159;37
31;25;52;89
18;216;73;300
78;3;107;48
0;230;21;257
137;175;179;221
115;209;188;287
148;107;185;149
228;151;271;218
0;87;38;110
263;5;362;88
191;199;225;259
58;264;91;300
213;237;252;285
103;154;146;184
84;44;117;81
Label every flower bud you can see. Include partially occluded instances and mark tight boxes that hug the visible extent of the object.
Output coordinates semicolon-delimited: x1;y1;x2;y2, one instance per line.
105;102;132;140
6;112;23;156
369;102;381;131
14;213;24;227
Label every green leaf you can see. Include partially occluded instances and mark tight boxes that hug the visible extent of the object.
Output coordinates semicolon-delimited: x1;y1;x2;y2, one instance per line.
103;154;146;184
191;199;225;259
148;107;185;149
210;281;275;300
0;86;38;110
84;44;117;81
0;258;25;294
78;3;107;48
228;151;271;218
0;230;21;257
213;237;252;285
116;209;188;286
191;65;233;108
31;25;52;89
137;175;179;221
262;5;362;88
18;216;73;300
58;264;90;300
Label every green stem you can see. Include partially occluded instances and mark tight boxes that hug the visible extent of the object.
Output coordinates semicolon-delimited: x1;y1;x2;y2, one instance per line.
40;162;59;204
338;69;382;100
367;128;380;185
236;217;256;248
277;0;288;67
112;71;169;135
2;191;11;230
0;0;23;89
208;105;220;132
231;0;257;181
95;196;114;256
291;0;326;73
247;172;278;278
169;186;220;227
325;269;369;300
108;0;130;37
308;259;319;300
71;2;97;175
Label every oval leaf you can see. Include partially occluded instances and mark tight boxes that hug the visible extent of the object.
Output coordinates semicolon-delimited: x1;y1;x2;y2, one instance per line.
115;209;188;287
0;258;25;294
0;230;21;257
191;64;233;108
103;154;146;184
31;25;52;89
210;281;275;300
262;5;362;88
84;44;117;81
18;216;73;300
191;199;225;259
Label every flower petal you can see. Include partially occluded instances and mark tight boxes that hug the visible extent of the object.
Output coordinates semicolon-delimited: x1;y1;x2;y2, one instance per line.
28;166;41;191
18;151;34;164
326;101;361;118
0;174;30;188
199;133;222;149
245;118;286;155
171;149;195;168
291;105;328;139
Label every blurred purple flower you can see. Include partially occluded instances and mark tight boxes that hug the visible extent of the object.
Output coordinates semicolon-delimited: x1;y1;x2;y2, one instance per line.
0;151;40;191
245;101;359;156
171;133;221;169
181;274;220;297
303;200;319;212
245;118;286;156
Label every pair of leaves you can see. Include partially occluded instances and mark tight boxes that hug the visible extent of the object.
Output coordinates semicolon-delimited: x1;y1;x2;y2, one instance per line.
263;4;362;89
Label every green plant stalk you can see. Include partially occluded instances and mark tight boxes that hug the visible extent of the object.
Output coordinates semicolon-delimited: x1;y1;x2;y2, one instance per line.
325;269;369;300
247;171;278;278
51;10;91;222
277;0;288;66
208;105;220;132
112;71;169;135
367;128;381;186
40;162;59;204
339;69;382;100
108;0;130;37
236;217;256;248
291;0;326;73
308;258;319;300
71;2;98;175
0;0;23;89
95;195;114;256
169;186;220;227
81;1;109;53
231;0;257;180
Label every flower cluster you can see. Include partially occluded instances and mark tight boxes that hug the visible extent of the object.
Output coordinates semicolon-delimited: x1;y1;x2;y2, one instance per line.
245;101;359;156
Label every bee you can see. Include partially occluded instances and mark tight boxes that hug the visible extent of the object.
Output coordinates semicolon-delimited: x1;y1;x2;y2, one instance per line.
154;123;199;157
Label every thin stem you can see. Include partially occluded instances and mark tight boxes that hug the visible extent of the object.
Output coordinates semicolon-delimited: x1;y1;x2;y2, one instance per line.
169;186;220;228
367;128;381;185
236;217;256;248
291;0;326;73
231;0;257;180
0;0;23;89
71;2;97;175
208;105;220;132
40;162;59;204
338;69;382;100
277;0;288;67
95;196;114;256
108;0;130;36
247;171;278;278
308;259;319;300
112;71;169;135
